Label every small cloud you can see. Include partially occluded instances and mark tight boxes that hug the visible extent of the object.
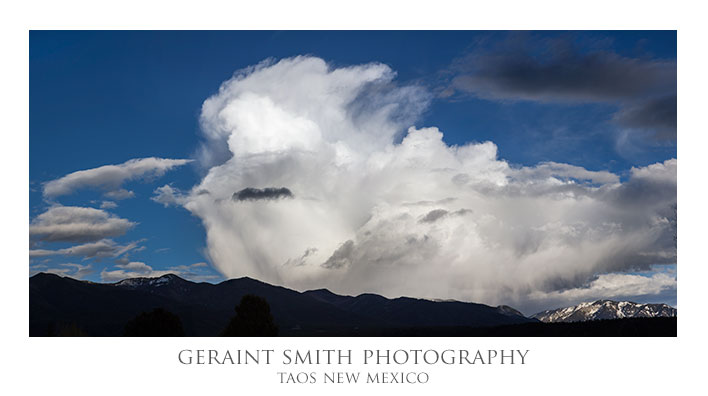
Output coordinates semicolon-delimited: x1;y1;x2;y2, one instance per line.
419;209;449;223
283;248;318;267
99;201;118;209
151;184;185;207
103;189;135;200
114;257;130;265
29;206;135;243
322;240;354;269
232;187;294;201
59;263;94;279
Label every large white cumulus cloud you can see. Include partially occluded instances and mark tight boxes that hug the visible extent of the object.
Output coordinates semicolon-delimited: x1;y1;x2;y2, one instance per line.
176;56;676;312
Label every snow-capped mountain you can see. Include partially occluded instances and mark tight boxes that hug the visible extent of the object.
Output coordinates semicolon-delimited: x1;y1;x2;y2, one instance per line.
532;300;676;323
115;273;183;288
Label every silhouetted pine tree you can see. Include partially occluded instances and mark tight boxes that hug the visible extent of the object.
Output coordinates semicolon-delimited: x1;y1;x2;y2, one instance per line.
123;308;185;336
57;322;88;336
221;295;278;336
46;321;88;336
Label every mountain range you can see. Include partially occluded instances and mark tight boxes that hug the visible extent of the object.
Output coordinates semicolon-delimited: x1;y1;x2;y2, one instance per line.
30;273;677;336
531;300;677;323
29;272;534;336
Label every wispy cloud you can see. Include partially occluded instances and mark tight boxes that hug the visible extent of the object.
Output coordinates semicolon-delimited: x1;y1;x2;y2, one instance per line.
29;238;143;259
43;157;193;199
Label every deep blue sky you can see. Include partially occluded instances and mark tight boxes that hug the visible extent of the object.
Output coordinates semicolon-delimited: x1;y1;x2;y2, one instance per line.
29;31;677;285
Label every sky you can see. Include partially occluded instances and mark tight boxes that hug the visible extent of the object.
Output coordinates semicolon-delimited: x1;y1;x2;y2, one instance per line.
29;31;676;314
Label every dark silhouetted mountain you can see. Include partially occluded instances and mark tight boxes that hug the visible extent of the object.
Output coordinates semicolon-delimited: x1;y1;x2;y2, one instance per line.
29;272;533;336
532;300;677;323
301;290;533;328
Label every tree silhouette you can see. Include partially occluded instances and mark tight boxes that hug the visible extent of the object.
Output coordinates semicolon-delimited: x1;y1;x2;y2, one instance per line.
57;322;88;336
123;308;185;336
221;294;278;336
46;321;88;336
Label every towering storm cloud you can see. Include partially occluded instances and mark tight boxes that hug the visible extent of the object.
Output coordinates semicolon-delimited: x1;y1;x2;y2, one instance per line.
172;56;676;311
